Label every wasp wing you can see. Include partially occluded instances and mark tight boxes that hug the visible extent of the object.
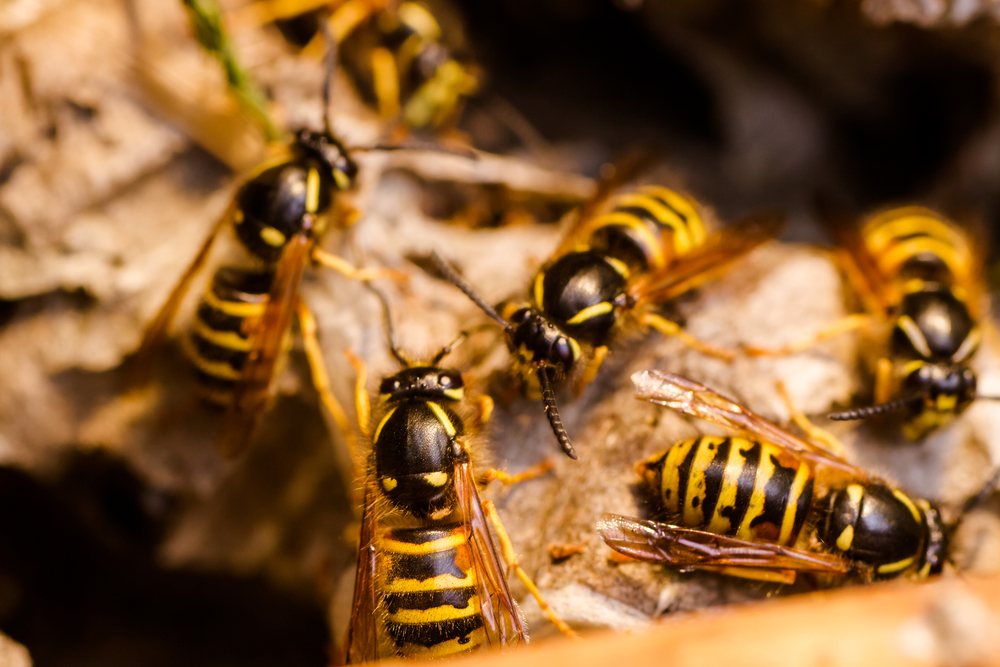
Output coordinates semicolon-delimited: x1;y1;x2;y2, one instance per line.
128;203;233;386
219;230;311;458
598;514;851;577
627;211;782;305
343;481;380;664
454;460;527;649
632;370;869;478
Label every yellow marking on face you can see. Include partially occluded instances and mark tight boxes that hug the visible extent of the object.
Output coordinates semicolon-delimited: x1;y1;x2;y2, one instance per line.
423;471;449;487
660;439;696;515
893;489;922;524
383;531;467;556
836;525;854;552
304;168;320;213
936;394;958;412
705;437;748;535
381;477;398;491
386;599;480;625
778;461;813;546
897;315;933;359
427;401;457;437
681;437;722;527
533;272;545;309
373;406;398;444
903;410;951;440
260;226;287;248
399;629;486;659
566;302;613;325
443;388;464;401
192;319;253;352
581;211;666;270
952;328;981;363
877;556;915;575
203;289;267;319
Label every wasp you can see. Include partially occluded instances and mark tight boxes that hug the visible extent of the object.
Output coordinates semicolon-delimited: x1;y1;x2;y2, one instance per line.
230;0;479;132
747;206;999;440
430;174;781;459
595;370;1000;584
130;34;398;459
342;292;575;662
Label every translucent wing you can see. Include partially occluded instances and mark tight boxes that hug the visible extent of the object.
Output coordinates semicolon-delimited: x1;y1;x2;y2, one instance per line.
598;514;851;577
129;202;233;386
632;370;868;478
628;211;782;304
453;460;527;649
344;481;380;665
218;230;311;457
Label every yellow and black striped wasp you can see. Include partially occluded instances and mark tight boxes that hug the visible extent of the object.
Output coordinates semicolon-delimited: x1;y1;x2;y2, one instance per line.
341;291;574;662
597;370;1000;584
430;168;782;459
130;32;397;460
230;0;479;133
747;205;999;440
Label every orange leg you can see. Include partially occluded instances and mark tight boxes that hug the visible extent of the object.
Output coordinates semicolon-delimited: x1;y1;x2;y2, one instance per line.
311;248;408;282
480;458;554;486
743;314;873;357
573;346;608;397
642;313;737;361
875;357;894;405
468;394;494;429
775;380;846;458
481;500;579;639
344;349;371;440
548;539;590;561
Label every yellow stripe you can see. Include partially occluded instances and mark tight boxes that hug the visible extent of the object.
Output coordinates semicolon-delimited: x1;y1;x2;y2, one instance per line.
399;628;486;658
203;288;267;319
382;572;477;594
892;489;922;525
877;556;915;575
192;319;253;352
614;193;694;254
305;168;320;214
682;437;720;527
639;186;707;247
736;444;777;540
778;461;812;546
566;302;613;325
185;344;243;380
373;406;397;444
386;599;480;624
876;238;964;280
533;272;545;309
706;436;749;535
604;255;631;279
864;209;967;258
661;439;696;515
580;211;666;271
426;401;457;437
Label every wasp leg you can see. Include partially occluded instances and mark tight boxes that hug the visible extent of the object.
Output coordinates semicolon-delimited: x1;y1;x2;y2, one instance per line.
468;394;494;429
344;349;372;439
642;313;737;361
573;346;608;397
548;538;590;561
297;299;363;476
481;500;579;639
480;458;554;486
775;380;846;458
371;47;401;119
743;314;874;357
312;247;407;282
875;357;893;405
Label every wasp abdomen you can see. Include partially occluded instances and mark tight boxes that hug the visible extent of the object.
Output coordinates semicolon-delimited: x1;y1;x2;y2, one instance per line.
380;525;486;658
185;267;271;406
640;436;814;546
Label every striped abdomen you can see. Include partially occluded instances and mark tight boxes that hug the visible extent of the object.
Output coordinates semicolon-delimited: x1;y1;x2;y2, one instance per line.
637;436;814;546
184;267;271;406
380;525;486;659
861;206;972;289
581;185;707;273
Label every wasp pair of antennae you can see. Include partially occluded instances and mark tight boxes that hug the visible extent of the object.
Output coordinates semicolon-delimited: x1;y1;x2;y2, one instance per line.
829;393;1000;422
428;252;578;460
367;284;466;368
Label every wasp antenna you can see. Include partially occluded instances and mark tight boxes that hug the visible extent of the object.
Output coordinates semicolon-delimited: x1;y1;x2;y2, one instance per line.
349;141;478;160
365;284;412;366
428;251;512;332
431;331;468;365
957;465;1000;520
828;395;923;421
318;16;338;138
536;367;577;460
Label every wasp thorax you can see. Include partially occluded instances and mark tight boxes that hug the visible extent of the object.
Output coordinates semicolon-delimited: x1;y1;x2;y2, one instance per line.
380;367;465;402
508;308;579;374
540;251;627;346
894;287;974;360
